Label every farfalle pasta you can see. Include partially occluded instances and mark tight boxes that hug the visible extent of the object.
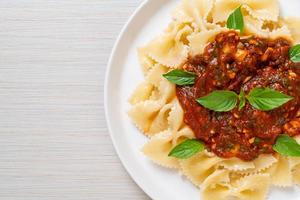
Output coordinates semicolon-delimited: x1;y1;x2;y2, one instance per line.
266;156;293;187
188;27;228;55
200;170;232;200
285;17;300;43
143;130;180;168
141;23;192;68
172;0;215;30
180;151;223;185
128;0;300;199
212;0;279;23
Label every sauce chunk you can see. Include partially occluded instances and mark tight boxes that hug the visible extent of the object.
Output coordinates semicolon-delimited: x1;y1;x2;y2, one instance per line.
176;31;300;161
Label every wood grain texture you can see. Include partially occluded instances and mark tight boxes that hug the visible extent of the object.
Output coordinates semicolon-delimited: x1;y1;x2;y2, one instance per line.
0;0;150;199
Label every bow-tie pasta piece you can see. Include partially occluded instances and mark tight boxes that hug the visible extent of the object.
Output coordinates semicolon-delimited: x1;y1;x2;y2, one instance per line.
137;48;157;75
129;82;154;105
128;100;164;135
147;97;185;135
148;103;174;136
244;16;292;40
135;77;176;106
180;151;223;186
152;78;176;103
142;126;195;168
232;174;271;200
141;23;194;68
142;35;188;68
188;28;227;56
292;165;300;186
172;126;195;147
200;170;232;200
129;64;169;105
289;157;300;170
235;155;278;175
172;0;215;30
269;25;292;40
242;0;279;21
243;16;268;37
291;159;300;186
218;157;255;171
285;17;300;43
212;0;279;23
128;95;176;137
128;78;175;136
142;130;180;169
167;99;185;132
146;64;169;87
264;156;293;187
167;22;194;45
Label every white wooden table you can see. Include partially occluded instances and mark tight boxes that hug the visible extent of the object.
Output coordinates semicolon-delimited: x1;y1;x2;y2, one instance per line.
0;0;150;199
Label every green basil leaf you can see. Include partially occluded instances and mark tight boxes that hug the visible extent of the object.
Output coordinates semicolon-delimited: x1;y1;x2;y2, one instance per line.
227;6;244;33
247;88;293;111
289;44;300;63
196;91;238;112
273;135;300;156
168;139;204;159
163;69;196;86
239;90;246;110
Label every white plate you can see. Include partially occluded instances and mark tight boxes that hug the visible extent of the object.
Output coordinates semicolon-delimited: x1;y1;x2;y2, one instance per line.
104;1;300;199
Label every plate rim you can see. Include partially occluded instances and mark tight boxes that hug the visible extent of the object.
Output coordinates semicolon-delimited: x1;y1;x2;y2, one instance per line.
104;0;156;199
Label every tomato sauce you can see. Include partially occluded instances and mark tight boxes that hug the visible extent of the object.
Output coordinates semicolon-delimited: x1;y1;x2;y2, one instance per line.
176;31;300;161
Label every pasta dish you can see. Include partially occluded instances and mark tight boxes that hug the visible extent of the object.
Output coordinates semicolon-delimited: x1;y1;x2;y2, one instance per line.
128;0;300;199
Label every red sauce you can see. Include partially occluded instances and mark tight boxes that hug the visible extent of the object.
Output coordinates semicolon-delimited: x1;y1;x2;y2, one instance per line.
176;31;300;161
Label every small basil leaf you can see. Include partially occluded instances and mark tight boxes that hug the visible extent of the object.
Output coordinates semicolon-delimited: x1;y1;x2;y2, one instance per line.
196;91;238;112
239;90;246;110
163;69;196;86
168;139;204;159
247;88;293;111
227;6;244;33
289;44;300;63
273;135;300;156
